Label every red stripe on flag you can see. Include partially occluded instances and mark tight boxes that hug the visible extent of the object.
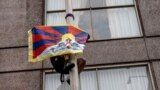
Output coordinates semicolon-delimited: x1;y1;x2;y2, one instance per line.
68;26;82;35
36;26;62;36
33;44;55;58
32;34;58;43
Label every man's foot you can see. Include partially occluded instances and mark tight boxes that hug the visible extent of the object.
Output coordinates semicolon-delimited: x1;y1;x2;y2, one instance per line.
63;61;75;74
66;77;70;85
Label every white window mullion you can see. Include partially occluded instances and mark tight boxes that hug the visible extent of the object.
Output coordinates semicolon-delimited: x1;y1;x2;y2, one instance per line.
96;69;100;90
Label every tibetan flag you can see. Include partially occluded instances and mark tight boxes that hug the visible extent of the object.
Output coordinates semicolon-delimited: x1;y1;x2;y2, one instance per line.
28;25;89;63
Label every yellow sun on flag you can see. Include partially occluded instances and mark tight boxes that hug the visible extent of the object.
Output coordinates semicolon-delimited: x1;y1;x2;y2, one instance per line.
62;33;76;41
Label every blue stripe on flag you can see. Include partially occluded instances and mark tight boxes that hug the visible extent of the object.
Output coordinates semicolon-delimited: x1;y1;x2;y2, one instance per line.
33;40;56;50
75;32;88;37
52;26;68;35
32;28;58;38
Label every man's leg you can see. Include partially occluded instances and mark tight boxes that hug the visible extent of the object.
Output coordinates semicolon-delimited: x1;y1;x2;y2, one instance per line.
66;58;86;84
63;55;75;74
50;56;65;74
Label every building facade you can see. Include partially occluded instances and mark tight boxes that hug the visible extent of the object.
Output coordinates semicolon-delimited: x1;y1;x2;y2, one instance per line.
0;0;160;90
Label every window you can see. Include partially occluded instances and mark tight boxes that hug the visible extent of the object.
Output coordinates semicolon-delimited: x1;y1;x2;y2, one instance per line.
44;65;154;90
45;0;142;40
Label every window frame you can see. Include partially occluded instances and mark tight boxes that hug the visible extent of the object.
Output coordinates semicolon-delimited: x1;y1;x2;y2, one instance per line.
43;62;156;90
44;0;143;41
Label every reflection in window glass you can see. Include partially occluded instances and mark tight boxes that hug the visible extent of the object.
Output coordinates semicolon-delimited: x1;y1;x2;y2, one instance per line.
91;9;111;40
92;7;140;40
74;11;93;40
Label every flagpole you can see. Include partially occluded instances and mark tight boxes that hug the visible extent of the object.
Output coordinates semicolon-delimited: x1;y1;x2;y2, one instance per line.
65;0;80;90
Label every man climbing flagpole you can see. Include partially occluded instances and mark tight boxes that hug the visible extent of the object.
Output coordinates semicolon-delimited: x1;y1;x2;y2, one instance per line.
65;0;80;90
28;0;89;90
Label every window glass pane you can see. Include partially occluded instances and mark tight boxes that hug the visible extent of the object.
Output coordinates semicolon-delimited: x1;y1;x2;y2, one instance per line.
92;7;141;40
91;0;134;7
45;73;61;90
46;12;66;25
72;0;90;9
91;9;111;40
97;67;152;90
47;0;65;11
74;11;93;40
107;7;141;38
80;71;98;90
44;66;153;90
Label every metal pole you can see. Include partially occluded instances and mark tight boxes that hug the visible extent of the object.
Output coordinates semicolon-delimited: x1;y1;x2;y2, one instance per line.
65;0;74;25
65;0;80;90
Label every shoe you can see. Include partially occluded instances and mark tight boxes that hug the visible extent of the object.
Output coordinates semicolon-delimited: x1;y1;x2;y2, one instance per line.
66;78;70;85
63;61;75;74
